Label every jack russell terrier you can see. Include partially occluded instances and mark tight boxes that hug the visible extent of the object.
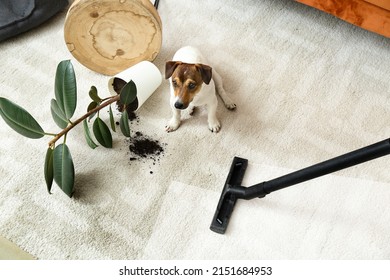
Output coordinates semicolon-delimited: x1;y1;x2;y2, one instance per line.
165;46;236;133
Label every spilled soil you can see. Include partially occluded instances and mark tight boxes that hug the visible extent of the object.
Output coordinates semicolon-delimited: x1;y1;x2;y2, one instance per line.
125;114;167;174
129;131;165;161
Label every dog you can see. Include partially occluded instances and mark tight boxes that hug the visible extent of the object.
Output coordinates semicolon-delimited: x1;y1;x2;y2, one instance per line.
165;46;236;133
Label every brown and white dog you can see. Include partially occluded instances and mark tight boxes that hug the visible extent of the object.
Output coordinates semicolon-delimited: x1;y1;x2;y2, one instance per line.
165;46;236;133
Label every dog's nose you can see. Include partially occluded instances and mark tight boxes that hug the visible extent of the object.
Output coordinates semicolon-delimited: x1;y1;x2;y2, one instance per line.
174;101;185;109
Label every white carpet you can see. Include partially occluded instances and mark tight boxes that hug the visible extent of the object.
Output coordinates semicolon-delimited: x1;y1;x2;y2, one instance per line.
0;0;389;259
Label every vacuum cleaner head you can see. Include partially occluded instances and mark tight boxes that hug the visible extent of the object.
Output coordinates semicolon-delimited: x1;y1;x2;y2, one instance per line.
210;157;248;234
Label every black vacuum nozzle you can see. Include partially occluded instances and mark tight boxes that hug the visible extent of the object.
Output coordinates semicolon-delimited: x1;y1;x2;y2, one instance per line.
211;139;390;234
210;157;248;234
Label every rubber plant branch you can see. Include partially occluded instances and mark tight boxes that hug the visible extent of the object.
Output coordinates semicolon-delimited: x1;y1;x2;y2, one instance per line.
48;95;120;147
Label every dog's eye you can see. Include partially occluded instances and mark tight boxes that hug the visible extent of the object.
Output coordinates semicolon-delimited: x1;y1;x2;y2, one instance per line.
172;80;178;87
188;83;196;89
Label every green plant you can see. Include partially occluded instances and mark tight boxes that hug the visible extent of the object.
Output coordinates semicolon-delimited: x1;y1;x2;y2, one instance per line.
0;60;137;197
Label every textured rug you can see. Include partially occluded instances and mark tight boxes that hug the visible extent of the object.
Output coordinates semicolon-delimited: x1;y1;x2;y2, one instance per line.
0;0;389;259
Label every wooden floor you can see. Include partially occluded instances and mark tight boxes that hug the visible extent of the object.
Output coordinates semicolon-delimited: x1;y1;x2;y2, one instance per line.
0;236;35;260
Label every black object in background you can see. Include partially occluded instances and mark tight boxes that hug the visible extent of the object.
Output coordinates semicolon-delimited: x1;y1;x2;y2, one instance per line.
0;0;69;42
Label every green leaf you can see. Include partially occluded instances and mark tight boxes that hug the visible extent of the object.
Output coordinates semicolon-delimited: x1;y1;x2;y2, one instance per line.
87;101;98;112
44;147;54;194
89;86;101;103
109;105;116;132
53;143;74;197
50;99;68;129
83;119;98;149
0;97;45;139
93;117;112;148
55;60;77;120
120;110;130;137
120;80;137;106
87;101;98;121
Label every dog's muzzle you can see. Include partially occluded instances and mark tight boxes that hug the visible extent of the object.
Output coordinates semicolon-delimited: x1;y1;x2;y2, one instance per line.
174;101;187;110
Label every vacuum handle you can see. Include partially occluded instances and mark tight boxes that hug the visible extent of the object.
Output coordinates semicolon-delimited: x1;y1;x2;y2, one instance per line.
246;138;390;198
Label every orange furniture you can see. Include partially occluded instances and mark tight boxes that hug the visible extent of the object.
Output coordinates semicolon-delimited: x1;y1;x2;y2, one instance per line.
296;0;390;37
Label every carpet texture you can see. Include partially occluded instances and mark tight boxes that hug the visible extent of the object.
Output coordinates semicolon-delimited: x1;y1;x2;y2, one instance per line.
0;0;389;259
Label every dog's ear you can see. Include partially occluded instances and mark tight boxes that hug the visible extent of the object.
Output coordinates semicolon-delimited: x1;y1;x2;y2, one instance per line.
196;64;212;85
165;61;181;79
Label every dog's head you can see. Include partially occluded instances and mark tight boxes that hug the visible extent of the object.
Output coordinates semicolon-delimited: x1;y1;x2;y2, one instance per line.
165;61;212;110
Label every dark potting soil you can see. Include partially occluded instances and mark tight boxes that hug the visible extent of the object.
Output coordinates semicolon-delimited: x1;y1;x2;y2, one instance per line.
112;77;139;121
115;107;166;174
128;131;166;172
129;131;165;159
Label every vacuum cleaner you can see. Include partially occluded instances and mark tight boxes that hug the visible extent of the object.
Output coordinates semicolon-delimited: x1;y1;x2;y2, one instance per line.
210;138;390;234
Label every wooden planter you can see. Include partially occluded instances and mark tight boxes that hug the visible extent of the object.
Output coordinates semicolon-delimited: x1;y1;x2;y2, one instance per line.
64;0;162;75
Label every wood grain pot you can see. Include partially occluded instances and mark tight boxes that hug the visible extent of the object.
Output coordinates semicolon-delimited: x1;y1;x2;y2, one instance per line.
64;0;162;75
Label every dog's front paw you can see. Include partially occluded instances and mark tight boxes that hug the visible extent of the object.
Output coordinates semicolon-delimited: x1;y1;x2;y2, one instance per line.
165;118;180;132
208;119;221;133
224;99;237;110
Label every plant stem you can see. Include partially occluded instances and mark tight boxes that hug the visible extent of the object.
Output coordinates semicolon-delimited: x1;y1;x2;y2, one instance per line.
48;95;120;147
44;132;58;137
